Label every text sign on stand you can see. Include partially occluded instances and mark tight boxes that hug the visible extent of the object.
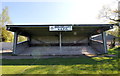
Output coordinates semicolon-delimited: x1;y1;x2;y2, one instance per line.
49;26;72;31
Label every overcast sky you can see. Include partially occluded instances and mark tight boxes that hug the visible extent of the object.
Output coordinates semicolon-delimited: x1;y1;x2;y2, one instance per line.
1;0;118;24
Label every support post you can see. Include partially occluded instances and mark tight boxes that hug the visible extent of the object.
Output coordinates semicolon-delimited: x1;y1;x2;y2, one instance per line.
59;32;62;51
88;37;91;46
28;36;31;47
102;32;107;53
13;32;18;55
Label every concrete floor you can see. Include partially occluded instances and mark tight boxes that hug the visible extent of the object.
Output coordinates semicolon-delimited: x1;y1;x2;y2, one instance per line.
19;46;98;56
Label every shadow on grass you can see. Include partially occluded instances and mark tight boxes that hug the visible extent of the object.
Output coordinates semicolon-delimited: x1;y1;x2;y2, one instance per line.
2;55;98;65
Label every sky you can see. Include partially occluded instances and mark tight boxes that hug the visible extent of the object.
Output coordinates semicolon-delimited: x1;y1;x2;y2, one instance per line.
1;0;118;24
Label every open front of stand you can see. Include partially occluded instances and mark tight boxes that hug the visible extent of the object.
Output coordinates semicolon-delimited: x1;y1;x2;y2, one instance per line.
6;24;113;55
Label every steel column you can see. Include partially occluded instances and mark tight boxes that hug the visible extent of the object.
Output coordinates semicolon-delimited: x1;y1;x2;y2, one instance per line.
59;32;62;51
28;36;31;47
102;32;107;53
13;32;18;54
88;37;91;46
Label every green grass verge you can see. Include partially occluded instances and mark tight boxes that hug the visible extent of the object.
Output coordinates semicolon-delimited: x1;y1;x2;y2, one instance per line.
1;47;120;74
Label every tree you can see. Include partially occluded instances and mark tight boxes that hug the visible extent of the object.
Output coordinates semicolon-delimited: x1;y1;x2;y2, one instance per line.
18;35;27;42
0;7;13;42
98;1;120;36
0;7;12;27
0;7;28;42
98;1;120;23
98;1;120;48
1;27;13;42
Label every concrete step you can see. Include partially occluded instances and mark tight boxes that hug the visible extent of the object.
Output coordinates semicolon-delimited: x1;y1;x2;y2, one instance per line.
19;46;97;56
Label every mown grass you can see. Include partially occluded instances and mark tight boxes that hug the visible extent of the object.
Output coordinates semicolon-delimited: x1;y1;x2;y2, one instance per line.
1;47;120;74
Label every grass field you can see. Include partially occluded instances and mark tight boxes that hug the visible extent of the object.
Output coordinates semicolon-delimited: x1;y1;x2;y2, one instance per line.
1;47;120;74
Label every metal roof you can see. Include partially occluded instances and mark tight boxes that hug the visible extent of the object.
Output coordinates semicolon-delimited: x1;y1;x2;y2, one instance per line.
6;24;114;37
